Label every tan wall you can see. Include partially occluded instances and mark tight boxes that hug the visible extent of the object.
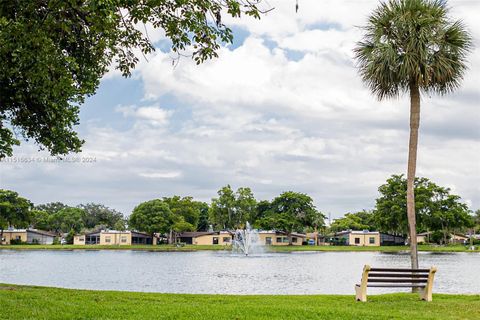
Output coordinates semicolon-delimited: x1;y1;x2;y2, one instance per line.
348;233;380;246
194;234;232;245
73;235;86;245
1;231;28;245
258;233;303;246
417;235;428;244
100;232;131;245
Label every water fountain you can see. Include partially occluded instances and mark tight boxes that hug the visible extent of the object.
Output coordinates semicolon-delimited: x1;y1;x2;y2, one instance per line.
232;222;264;256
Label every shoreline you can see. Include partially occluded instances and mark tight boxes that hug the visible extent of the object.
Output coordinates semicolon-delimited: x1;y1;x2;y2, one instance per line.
0;244;477;253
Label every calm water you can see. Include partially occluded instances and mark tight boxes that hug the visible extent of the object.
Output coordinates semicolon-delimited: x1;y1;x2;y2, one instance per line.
0;250;478;294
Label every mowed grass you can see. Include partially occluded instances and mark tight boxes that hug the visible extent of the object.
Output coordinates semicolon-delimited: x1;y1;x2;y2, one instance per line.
0;284;479;320
0;244;476;253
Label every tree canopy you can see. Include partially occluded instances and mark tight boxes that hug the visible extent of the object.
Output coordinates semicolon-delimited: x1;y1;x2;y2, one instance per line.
374;174;473;237
260;191;324;244
0;190;32;237
0;0;264;158
129;199;175;235
209;185;257;229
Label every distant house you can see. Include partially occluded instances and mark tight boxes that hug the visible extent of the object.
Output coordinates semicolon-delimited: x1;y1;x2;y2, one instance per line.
73;230;157;245
416;232;469;245
306;232;328;245
379;233;406;246
177;231;232;245
1;229;55;245
334;230;380;246
258;231;306;246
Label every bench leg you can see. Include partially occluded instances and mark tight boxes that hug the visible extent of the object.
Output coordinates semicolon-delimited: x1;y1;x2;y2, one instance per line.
355;285;367;302
419;287;432;302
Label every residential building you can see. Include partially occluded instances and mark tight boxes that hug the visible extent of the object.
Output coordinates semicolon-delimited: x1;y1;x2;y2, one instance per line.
379;233;406;246
334;230;380;246
0;229;55;245
73;230;156;245
177;231;232;245
258;231;305;246
416;232;469;244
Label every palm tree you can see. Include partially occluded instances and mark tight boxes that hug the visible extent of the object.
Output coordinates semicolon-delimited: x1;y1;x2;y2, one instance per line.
354;0;471;269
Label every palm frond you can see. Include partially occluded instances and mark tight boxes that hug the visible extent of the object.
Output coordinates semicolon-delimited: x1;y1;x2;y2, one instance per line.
354;0;472;100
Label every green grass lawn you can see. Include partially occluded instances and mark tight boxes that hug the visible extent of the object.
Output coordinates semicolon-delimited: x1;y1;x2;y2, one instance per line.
0;284;478;320
0;244;476;252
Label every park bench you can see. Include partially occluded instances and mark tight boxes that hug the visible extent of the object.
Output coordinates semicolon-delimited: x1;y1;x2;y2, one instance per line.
355;265;437;302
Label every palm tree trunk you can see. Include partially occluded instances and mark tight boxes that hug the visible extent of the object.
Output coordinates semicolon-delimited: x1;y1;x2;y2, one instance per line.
407;83;420;270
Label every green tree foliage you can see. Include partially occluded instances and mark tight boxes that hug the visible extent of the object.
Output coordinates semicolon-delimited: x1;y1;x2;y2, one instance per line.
209;185;257;229
35;202;68;214
113;219;127;232
330;211;376;233
260;191;324;245
197;202;211;232
30;209;51;230
77;203;124;229
162;196;203;229
48;207;86;234
129;199;175;236
0;189;32;243
474;210;480;231
374;175;473;237
0;1;264;158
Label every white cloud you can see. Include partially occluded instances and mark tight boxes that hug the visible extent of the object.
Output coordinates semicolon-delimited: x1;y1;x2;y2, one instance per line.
116;105;172;125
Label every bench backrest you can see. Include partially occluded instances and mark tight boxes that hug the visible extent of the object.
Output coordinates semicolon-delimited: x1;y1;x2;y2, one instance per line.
360;265;436;287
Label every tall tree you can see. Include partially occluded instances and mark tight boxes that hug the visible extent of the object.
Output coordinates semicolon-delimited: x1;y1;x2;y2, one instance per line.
209;185;237;229
162;196;202;229
0;189;32;244
0;1;264;158
48;207;86;234
77;203;124;229
375;174;472;239
197;202;211;232
262;191;322;245
355;0;472;269
330;211;376;233
209;185;257;229
129;199;176;240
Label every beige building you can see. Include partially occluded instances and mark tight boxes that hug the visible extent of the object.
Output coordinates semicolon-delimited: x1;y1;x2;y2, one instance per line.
177;231;232;245
335;230;380;246
74;230;156;245
1;229;55;245
258;231;305;246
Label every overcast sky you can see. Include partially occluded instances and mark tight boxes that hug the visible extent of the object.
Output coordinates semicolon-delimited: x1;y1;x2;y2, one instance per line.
1;0;479;219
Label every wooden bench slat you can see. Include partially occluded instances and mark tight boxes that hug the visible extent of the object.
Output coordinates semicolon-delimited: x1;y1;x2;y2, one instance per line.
370;268;430;272
368;273;429;278
366;284;427;288
368;278;428;283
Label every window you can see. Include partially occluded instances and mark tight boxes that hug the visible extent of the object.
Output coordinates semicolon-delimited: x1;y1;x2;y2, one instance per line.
105;236;111;243
121;236;127;243
223;237;230;243
354;237;360;244
212;237;219;245
15;236;21;240
292;237;297;243
265;237;272;245
276;237;282;243
369;237;375;244
79;237;85;242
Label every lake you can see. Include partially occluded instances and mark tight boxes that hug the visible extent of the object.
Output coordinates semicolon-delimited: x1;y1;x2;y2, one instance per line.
0;250;478;294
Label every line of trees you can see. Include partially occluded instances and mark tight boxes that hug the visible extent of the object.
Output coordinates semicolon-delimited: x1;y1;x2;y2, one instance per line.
330;175;476;244
2;175;478;245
